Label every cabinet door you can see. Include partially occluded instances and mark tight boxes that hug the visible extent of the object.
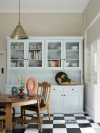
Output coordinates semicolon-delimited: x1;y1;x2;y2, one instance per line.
27;40;44;69
64;92;82;110
49;92;63;110
64;40;82;69
8;40;26;69
45;40;63;69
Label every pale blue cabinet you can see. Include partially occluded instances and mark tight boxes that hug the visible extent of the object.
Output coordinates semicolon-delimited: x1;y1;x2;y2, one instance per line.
49;85;83;113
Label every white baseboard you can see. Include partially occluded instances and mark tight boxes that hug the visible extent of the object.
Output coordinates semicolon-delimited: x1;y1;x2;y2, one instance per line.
85;105;94;121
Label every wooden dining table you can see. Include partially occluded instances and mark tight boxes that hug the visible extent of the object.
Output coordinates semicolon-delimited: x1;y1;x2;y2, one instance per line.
0;94;43;133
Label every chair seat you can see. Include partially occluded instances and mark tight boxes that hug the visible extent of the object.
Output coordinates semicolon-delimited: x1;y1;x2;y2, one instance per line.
0;111;5;116
23;103;46;109
0;106;5;109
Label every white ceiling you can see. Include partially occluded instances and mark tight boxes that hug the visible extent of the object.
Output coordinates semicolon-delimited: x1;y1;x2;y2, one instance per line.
0;0;90;13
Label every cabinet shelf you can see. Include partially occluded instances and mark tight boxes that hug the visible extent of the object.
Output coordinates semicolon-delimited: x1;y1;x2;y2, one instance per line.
29;49;42;51
11;49;24;51
66;59;79;60
29;59;42;61
66;49;79;52
11;59;24;60
48;59;61;61
48;49;61;51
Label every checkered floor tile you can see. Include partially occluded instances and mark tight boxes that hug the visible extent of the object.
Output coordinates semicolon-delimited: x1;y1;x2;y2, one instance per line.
1;113;100;133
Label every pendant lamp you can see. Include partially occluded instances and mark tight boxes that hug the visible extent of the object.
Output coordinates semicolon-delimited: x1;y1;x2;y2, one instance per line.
10;0;28;39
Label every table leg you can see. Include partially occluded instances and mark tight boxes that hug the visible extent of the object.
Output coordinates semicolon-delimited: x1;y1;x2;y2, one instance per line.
37;99;42;132
5;103;12;133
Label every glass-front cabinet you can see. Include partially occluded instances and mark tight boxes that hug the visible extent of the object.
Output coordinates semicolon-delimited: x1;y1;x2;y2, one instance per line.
45;40;63;69
27;40;44;68
8;40;26;68
7;38;82;70
8;40;44;69
64;40;82;69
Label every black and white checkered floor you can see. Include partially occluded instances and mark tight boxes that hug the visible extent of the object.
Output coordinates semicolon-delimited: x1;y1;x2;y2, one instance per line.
1;113;100;133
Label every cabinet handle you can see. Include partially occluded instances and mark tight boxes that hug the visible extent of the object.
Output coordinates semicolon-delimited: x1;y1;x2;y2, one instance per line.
72;89;74;90
53;89;55;90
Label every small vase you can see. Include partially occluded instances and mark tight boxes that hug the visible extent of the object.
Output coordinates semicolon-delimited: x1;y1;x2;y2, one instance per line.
18;89;25;97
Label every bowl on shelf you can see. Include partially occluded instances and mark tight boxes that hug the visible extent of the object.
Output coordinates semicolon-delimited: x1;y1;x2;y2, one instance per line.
66;62;69;67
71;46;78;50
72;63;77;67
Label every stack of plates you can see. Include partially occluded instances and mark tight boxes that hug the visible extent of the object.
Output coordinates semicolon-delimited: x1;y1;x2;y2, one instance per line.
71;46;78;50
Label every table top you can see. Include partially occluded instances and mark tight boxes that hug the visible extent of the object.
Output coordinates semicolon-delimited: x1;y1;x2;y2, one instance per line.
0;94;42;104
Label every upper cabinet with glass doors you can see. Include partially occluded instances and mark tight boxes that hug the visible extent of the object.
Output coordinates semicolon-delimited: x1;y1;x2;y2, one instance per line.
8;39;44;69
8;40;26;69
7;37;82;70
45;40;63;69
64;40;82;69
27;40;44;68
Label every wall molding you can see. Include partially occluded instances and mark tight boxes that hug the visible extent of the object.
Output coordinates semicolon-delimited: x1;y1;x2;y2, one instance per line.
85;11;100;32
0;10;83;13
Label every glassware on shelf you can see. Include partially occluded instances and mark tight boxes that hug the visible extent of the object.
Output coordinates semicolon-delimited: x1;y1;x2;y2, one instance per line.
11;60;24;67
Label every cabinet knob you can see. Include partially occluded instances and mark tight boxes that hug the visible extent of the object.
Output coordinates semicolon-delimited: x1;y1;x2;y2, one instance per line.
72;89;74;90
64;94;66;96
61;95;63;96
53;89;55;90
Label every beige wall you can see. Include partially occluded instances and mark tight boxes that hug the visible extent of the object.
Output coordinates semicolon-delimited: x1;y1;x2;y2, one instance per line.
0;13;83;50
84;0;100;30
0;13;83;90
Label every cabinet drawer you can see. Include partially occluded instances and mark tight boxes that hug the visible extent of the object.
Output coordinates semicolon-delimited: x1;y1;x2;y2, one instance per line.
51;86;63;92
64;86;82;92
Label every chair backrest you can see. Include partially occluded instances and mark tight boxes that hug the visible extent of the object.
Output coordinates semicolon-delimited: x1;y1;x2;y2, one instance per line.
37;82;51;106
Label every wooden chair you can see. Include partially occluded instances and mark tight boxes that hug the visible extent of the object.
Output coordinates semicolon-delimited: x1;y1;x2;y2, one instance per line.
0;91;5;131
0;110;6;131
21;82;52;126
0;91;15;131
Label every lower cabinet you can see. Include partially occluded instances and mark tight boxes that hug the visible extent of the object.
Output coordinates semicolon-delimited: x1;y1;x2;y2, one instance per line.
63;92;82;110
49;91;63;110
49;85;83;113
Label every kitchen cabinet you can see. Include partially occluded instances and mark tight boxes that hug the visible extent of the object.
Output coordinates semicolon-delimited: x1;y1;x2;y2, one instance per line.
7;36;83;70
7;39;44;69
64;40;82;69
49;85;83;113
45;40;63;69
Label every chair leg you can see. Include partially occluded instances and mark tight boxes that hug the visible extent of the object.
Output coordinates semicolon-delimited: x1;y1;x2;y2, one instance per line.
37;112;39;129
21;107;25;126
0;121;3;131
12;108;15;121
47;107;51;123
